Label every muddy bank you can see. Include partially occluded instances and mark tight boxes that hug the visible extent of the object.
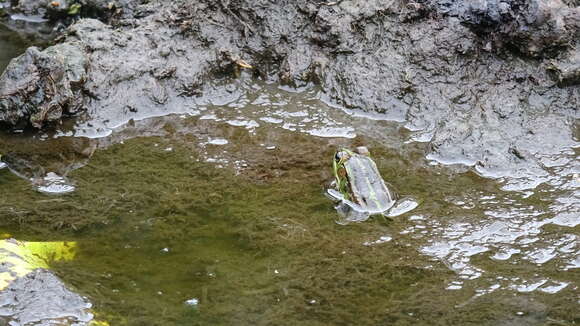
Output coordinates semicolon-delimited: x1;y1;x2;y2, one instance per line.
0;0;579;185
432;0;579;56
0;0;151;45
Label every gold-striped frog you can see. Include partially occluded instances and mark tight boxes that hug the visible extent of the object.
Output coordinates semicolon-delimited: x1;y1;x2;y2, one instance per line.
327;147;418;224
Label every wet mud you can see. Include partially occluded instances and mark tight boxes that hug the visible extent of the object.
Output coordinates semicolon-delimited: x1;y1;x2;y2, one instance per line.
0;0;578;185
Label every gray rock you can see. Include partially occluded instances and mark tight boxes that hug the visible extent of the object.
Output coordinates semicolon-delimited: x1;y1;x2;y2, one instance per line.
431;0;580;57
549;50;580;85
8;0;146;20
0;269;93;325
0;42;87;128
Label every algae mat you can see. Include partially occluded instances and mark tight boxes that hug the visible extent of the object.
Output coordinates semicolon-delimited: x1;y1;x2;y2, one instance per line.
1;123;578;325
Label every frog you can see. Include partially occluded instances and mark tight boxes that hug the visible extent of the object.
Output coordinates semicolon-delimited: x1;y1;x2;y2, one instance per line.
327;146;418;224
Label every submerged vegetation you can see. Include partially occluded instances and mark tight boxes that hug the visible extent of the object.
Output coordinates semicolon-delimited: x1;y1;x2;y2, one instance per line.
1;130;577;325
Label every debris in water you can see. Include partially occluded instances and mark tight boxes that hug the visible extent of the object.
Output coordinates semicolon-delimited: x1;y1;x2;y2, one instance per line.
185;298;199;306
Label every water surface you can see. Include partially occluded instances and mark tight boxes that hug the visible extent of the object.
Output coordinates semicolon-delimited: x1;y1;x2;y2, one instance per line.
0;23;28;73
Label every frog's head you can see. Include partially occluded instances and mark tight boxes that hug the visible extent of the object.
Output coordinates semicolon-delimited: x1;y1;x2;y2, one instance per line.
333;149;354;201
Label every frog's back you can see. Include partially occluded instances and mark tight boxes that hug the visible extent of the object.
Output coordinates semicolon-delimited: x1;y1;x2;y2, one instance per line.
344;155;394;213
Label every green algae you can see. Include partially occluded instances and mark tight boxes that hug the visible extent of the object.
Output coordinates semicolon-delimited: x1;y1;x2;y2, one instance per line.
0;128;578;325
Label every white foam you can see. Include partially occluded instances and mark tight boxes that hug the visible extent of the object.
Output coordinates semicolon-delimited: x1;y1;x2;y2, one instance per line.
208;138;229;146
185;298;199;306
538;281;569;294
363;235;392;246
9;14;48;23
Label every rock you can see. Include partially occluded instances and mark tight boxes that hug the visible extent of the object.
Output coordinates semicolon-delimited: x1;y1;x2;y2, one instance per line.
549;50;580;85
8;0;146;20
0;269;94;325
0;42;87;128
0;239;94;325
432;0;580;57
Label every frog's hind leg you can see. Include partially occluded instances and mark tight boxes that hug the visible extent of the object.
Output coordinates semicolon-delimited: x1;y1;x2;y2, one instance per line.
334;202;370;225
384;197;420;218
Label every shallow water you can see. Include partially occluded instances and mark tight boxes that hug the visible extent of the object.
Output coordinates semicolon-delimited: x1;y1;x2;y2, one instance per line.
0;29;579;326
0;24;28;73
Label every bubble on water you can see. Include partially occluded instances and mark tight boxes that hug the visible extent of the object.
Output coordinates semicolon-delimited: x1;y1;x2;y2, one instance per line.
525;247;557;264
259;117;284;124
546;211;580;228
185;298;199;306
226;119;259;130
363;235;392;246
426;152;478;167
446;281;463;290
563;255;580;270
491;248;521;261
200;114;218;120
538;281;569;294
407;129;435;143
511;279;547;293
9;14;49;23
308;126;356;139
205;157;228;164
208;138;229;146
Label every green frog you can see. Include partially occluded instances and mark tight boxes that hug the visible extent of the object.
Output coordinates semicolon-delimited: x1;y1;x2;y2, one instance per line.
327;147;417;223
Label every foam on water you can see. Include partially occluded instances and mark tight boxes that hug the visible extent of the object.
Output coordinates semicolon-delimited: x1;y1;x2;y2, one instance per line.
416;192;578;292
207;138;229;146
363;235;392;246
69;79;405;144
9;14;48;23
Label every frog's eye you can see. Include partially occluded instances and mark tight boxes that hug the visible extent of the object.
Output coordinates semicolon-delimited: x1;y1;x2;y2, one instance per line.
335;151;350;163
335;152;347;163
